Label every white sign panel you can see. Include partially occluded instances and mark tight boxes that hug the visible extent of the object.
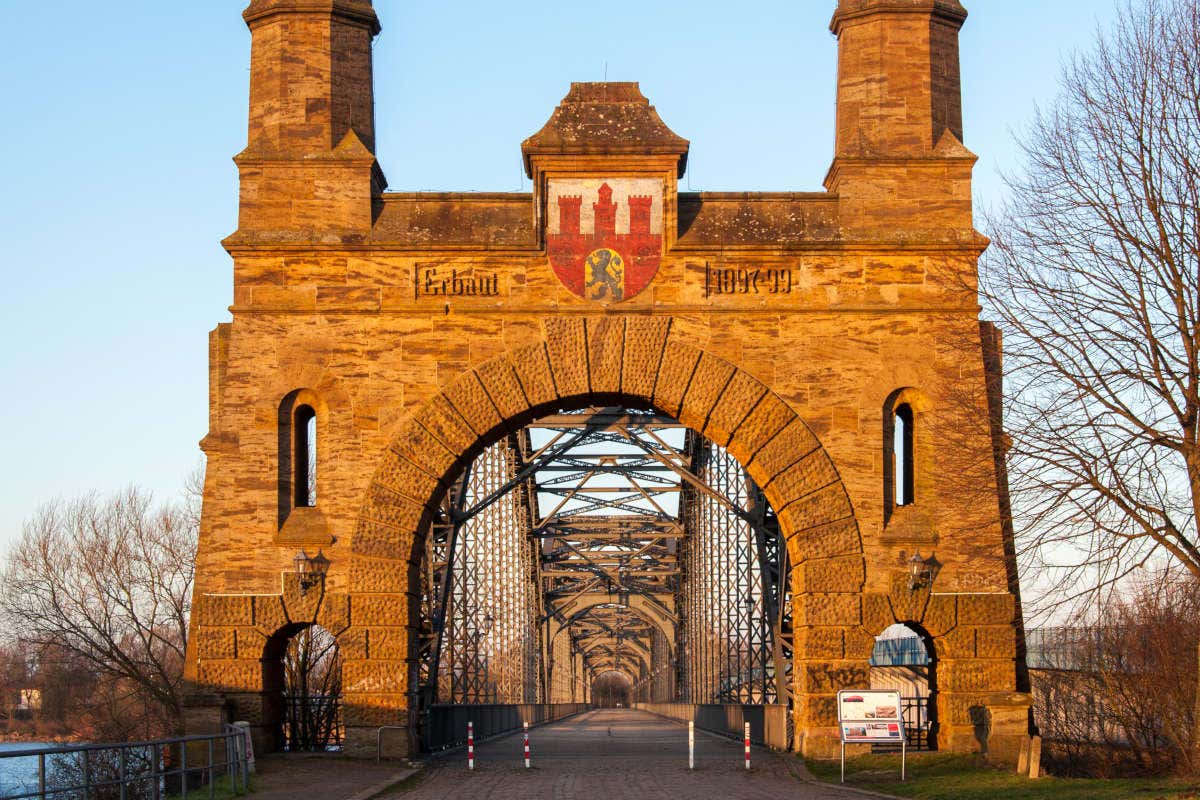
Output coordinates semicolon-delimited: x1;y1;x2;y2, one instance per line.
837;690;905;744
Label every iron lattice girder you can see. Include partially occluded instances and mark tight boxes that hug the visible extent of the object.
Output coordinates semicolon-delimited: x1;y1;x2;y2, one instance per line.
418;407;791;708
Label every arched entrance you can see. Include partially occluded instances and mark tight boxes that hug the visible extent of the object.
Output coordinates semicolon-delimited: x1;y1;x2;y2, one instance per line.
348;321;868;757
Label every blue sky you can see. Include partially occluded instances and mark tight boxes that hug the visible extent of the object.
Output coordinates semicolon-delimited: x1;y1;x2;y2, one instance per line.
0;1;1120;549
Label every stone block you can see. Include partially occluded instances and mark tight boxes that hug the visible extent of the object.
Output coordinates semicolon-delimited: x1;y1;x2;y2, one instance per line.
801;518;861;559
373;452;439;504
198;595;254;628
621;316;671;399
957;593;1015;626
352;518;410;561
936;625;976;659
343;660;409;694
844;627;877;660
795;627;844;659
729;393;794;474
585;316;625;394
442;372;502;436
924;594;957;636
704;370;766;446
544;317;588;397
768;448;840;508
198;659;261;693
252;595;290;635
367;626;412;660
389;421;458;481
780;484;854;535
318;592;351;633
861;593;894;635
342;693;410;726
508;343;557;408
414;394;477;456
351;593;410;627
195;627;238;660
350;555;408;594
676;353;735;432
797;594;861;627
940;660;1014;693
652;341;701;417
800;661;870;694
475;358;530;422
798;555;865;593
750;419;819;483
975;625;1017;659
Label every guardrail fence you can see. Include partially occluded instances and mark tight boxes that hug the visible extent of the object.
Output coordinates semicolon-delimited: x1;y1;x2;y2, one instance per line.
0;725;251;800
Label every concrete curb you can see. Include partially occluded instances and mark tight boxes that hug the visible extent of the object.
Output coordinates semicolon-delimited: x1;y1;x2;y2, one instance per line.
342;766;422;800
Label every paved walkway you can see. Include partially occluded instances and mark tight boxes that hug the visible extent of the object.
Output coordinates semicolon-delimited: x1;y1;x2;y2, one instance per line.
252;753;416;800
385;709;876;800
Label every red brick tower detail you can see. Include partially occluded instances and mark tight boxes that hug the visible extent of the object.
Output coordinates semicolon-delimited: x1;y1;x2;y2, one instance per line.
593;183;618;238
627;195;653;235
557;195;582;236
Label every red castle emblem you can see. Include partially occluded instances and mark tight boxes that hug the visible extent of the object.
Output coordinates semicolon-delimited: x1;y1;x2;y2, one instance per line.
547;179;663;302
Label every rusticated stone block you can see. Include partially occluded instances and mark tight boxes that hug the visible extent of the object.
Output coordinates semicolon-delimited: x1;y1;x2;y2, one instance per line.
940;660;1014;693
441;372;501;436
367;626;411;660
197;595;254;628
936;625;976;659
924;594;957;636
861;593;895;635
802;518;861;559
343;659;409;694
798;555;865;593
677;353;734;432
844;627;877;660
198;659;261;693
352;518;409;561
475;358;529;421
373;452;439;504
800;661;870;694
342;692;410;726
318;592;351;633
781;483;854;533
507;343;557;408
544;317;588;396
652;341;700;417
388;421;457;480
975;625;1017;659
365;484;433;529
414;394;477;456
338;628;368;660
750;419;819;483
585;317;625;394
195;627;238;660
795;627;844;659
252;594;289;634
621;316;671;398
351;593;410;627
728;393;793;472
236;627;267;659
957;593;1015;626
704;370;766;447
802;694;841;727
349;555;408;594
768;448;840;506
797;594;861;627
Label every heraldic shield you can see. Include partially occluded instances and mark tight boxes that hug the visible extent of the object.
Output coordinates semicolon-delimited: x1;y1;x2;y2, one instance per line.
546;178;664;302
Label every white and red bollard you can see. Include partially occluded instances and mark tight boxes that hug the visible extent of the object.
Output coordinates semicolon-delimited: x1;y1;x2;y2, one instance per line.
744;721;751;770
468;720;475;771
523;721;531;769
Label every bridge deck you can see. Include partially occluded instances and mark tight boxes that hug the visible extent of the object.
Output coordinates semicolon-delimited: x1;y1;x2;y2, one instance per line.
384;708;866;799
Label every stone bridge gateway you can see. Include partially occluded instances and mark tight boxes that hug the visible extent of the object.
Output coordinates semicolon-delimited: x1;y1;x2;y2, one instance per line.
183;0;1032;768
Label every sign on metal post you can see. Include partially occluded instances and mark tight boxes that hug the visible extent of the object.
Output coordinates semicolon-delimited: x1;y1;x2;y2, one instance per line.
836;690;906;783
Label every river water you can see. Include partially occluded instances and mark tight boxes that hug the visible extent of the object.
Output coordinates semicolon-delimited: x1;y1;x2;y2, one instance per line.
0;743;48;800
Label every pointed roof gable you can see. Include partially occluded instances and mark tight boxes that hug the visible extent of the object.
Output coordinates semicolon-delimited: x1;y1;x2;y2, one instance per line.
522;83;689;178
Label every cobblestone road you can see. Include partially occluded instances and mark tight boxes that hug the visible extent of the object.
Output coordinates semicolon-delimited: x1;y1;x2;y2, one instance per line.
386;709;877;800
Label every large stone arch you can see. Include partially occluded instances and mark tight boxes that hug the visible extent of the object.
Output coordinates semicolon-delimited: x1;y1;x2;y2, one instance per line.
344;316;867;756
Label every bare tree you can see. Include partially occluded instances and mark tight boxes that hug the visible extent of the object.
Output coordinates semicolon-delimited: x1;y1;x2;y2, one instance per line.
282;625;342;750
982;0;1200;617
0;487;197;735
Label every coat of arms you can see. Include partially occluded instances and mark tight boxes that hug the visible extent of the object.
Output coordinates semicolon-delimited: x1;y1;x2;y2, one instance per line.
546;178;663;302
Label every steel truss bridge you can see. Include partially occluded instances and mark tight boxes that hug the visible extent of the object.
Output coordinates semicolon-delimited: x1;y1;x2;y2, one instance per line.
415;408;793;727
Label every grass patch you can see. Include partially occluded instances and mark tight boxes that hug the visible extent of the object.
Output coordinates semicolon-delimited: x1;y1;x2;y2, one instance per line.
168;772;254;800
805;752;1200;800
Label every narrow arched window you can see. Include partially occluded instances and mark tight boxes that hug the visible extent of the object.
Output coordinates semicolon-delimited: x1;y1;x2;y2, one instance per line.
894;403;915;507
294;404;317;507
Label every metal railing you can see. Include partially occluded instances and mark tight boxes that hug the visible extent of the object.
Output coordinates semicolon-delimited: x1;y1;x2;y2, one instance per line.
0;726;251;800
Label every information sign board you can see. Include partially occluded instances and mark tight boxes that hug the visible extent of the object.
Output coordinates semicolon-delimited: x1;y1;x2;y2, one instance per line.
837;690;905;743
836;689;907;782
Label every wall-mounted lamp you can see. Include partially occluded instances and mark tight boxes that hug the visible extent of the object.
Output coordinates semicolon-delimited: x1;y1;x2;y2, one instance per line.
294;549;331;596
908;551;942;592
